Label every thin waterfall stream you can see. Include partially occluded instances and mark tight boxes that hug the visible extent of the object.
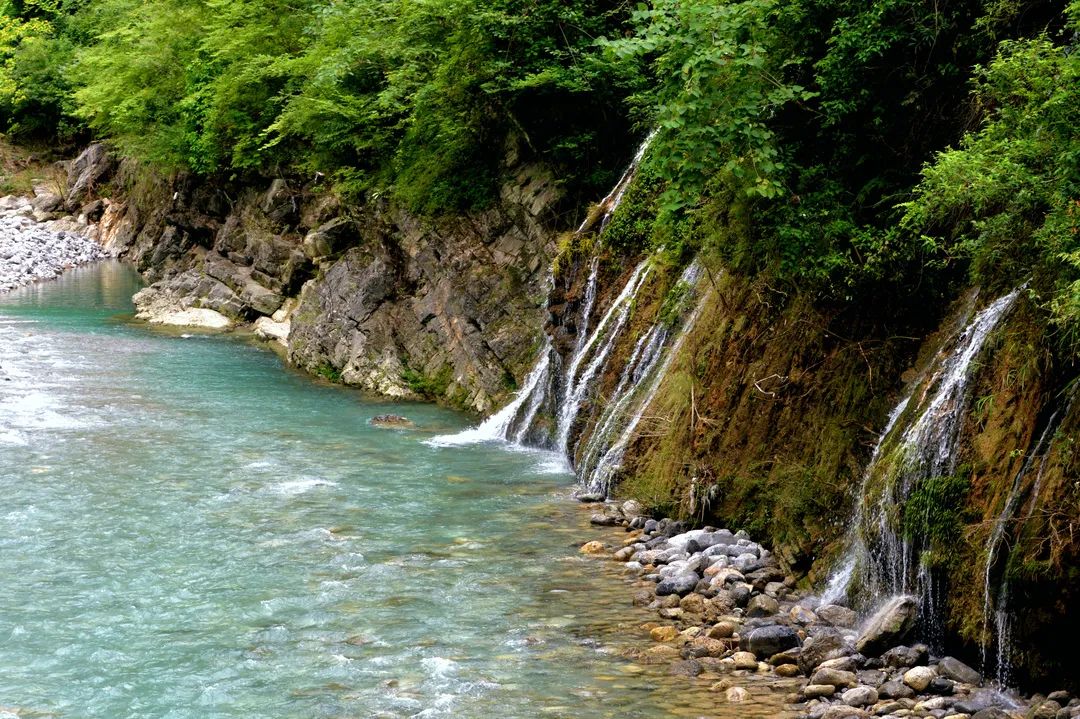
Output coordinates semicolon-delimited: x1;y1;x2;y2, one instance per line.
822;287;1025;650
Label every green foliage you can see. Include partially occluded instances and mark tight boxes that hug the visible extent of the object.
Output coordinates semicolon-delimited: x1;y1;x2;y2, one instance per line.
902;16;1080;351
50;0;638;210
0;0;76;139
314;362;342;383
602;0;815;213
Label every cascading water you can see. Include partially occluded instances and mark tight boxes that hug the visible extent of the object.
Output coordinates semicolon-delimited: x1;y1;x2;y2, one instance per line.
428;131;661;459
553;260;652;454
427;343;553;447
579;261;708;495
979;385;1076;685
429;130;711;498
823;288;1023;617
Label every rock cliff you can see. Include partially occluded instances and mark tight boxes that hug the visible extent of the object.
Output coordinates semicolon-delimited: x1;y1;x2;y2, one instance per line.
55;145;560;412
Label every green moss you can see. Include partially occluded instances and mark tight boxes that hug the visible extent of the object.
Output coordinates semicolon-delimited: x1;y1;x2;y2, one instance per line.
401;365;452;399
902;468;972;549
314;363;343;383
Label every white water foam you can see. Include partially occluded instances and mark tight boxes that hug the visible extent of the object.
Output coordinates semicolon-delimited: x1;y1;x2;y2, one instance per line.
425;343;553;447
268;477;339;495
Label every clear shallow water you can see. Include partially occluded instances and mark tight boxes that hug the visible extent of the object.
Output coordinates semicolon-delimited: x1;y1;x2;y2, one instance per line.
0;263;793;718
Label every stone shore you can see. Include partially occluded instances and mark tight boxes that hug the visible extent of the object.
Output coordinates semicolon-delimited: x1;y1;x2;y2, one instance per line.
578;498;1080;719
0;195;107;294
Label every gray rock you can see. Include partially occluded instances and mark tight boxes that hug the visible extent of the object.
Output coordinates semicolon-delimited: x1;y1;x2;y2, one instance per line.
745;594;779;617
729;584;752;607
855;595;917;656
799;631;854;673
937;656;982;685
817;604;858;628
669;659;704;677
928;676;955;694
589;512;620;526
879;679;916;700
857;669;886;687
741;624;800;658
970;709;1010;719
655;572;700;597
841;686;879;707
882;644;929;668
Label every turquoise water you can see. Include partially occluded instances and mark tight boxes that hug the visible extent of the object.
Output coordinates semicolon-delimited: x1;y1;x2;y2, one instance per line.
0;263;791;718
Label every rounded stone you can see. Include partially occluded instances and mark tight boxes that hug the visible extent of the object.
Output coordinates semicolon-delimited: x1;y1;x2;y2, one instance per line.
903;665;936;692
732;651;759;670
804;684;837;699
650;625;679;642
708;621;738;639
726;686;751;702
841;686;879;707
745;594;780;617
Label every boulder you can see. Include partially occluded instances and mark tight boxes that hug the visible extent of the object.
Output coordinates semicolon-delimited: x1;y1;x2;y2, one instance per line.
799;631;854;673
841;686;879;707
579;541;605;555
855;595;917;656
669;659;703;677
882;644;928;669
732;651;759;670
656;572;700;597
745;594;779;617
369;414;415;428
878;679;916;700
903;665;936;692
741;624;800;658
725;686;751;702
937;656;982;686
810;667;858;688
817;604;858;628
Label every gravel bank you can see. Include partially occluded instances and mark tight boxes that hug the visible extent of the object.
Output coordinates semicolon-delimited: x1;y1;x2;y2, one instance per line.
0;196;108;294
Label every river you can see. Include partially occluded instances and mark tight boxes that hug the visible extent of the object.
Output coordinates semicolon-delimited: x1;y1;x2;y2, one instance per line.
0;262;795;718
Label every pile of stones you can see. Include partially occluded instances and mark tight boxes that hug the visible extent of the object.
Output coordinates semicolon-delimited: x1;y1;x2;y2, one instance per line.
578;499;1079;719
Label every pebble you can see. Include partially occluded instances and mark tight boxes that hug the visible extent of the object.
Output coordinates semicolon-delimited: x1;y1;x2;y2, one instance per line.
0;202;107;294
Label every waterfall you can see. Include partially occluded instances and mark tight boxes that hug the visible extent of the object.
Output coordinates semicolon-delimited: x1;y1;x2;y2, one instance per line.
979;384;1075;685
579;261;708;495
426;342;553;447
426;131;659;454
823;287;1023;608
553;260;652;454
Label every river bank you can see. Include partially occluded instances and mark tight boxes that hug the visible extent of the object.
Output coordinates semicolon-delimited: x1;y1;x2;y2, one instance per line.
575;499;1080;719
0;194;107;294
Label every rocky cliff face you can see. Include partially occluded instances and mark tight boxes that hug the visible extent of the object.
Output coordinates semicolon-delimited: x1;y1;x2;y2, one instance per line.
60;145;560;412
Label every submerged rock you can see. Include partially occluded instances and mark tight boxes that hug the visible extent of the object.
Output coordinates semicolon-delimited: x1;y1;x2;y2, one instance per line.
369;414;415;429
